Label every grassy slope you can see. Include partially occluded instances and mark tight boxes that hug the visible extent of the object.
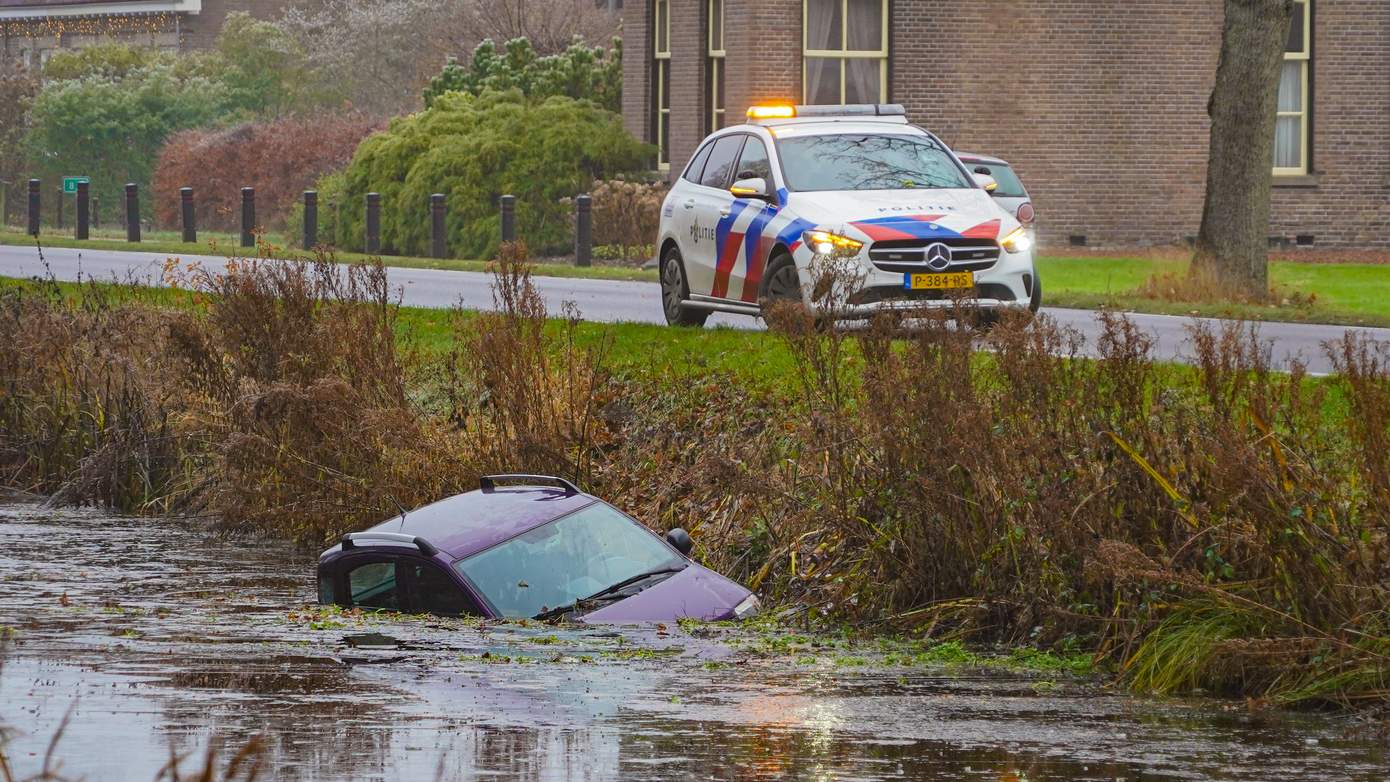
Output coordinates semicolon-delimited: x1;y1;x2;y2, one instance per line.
6;229;1388;327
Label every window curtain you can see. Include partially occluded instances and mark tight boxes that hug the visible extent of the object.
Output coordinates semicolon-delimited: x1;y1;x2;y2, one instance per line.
1274;61;1302;169
846;0;882;51
844;59;880;103
805;0;840;103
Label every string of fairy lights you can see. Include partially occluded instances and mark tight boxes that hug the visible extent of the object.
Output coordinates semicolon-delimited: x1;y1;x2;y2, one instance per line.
1;11;177;41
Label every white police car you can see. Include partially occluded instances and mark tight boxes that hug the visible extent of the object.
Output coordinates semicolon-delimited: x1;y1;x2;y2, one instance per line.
656;103;1040;326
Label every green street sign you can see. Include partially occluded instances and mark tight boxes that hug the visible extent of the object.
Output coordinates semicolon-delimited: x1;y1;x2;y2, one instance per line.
62;176;89;194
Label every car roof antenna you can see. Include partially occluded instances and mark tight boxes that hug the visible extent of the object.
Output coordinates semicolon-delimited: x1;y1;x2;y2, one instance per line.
385;493;408;527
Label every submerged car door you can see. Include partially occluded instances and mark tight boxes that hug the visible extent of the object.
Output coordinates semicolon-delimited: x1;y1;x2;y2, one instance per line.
684;133;746;297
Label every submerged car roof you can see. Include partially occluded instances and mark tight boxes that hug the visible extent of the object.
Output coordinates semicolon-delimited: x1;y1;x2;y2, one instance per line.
362;487;595;560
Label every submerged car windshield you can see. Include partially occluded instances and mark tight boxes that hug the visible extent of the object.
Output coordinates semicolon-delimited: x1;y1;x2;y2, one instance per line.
454;502;684;618
777;134;971;192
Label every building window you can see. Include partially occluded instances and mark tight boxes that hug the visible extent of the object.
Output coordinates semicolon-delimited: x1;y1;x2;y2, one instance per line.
653;0;672;170
1275;0;1310;175
803;0;888;105
706;0;726;133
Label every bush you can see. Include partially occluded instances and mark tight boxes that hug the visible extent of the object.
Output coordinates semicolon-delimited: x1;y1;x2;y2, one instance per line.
311;89;651;259
0;64;38;226
24;59;238;221
152;115;380;233
423;37;622;112
586;178;667;262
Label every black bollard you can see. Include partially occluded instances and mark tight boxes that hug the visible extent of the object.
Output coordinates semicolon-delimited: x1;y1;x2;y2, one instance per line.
365;192;381;254
27;180;39;236
500;194;515;243
75;181;89;240
240;187;255;248
303;191;317;250
125;183;140;242
430;193;446;258
180;187;196;243
574;194;592;267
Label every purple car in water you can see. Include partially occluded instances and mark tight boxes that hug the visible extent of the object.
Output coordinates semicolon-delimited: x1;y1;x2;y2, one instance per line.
317;475;760;623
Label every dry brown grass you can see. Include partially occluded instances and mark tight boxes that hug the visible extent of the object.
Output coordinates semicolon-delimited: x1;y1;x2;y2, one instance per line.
4;254;1390;706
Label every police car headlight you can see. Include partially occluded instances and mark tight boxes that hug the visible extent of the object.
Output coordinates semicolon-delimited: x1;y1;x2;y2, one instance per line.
1000;226;1033;254
732;594;761;620
803;230;863;257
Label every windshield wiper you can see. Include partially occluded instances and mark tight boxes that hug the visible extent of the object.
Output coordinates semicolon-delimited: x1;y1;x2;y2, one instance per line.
534;564;687;621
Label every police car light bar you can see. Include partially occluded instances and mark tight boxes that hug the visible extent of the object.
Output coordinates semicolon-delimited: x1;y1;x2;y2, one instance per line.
746;103;907;122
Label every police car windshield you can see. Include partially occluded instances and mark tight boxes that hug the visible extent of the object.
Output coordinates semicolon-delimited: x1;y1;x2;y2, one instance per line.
777;134;971;192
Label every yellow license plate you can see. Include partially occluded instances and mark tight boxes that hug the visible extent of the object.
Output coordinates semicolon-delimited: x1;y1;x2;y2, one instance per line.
904;271;974;290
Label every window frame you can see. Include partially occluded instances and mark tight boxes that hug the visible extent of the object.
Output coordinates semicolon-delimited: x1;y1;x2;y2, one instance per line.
706;0;726;134
331;551;486;616
697;133;751;191
802;0;890;105
653;0;673;171
1274;0;1311;177
341;556;405;612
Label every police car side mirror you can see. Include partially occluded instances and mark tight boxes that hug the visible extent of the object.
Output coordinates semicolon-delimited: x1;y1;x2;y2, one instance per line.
730;177;772;201
972;173;999;194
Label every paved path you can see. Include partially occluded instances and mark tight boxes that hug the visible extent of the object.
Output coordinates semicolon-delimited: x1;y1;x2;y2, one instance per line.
2;242;1384;374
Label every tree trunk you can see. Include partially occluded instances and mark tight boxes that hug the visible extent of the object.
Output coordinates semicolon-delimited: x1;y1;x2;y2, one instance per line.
1191;0;1294;299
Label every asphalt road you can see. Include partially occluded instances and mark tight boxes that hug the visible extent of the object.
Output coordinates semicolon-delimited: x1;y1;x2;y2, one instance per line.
3;242;1385;375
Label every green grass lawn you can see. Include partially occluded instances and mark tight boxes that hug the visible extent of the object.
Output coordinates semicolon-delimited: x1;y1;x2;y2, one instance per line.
6;228;1388;328
1040;256;1390;328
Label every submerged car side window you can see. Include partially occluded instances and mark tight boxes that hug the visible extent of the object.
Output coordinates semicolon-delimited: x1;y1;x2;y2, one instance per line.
409;562;477;616
700;135;746;189
734;136;772;183
682;142;715;184
347;561;400;610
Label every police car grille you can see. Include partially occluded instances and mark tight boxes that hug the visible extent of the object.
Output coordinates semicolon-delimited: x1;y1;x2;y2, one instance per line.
868;238;1000;273
848;283;1017;306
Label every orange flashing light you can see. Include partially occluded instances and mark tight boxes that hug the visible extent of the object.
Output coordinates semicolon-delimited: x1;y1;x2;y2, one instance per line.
746;104;796;120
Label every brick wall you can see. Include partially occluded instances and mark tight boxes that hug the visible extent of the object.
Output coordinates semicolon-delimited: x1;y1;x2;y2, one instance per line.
1266;0;1390;249
182;0;293;48
621;2;652;143
629;0;1390;249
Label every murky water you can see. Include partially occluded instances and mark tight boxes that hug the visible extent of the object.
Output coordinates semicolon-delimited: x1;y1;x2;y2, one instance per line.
0;503;1385;781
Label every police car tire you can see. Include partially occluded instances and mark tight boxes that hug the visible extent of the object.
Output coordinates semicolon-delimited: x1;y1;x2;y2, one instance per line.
661;247;708;327
1029;273;1043;314
762;253;801;304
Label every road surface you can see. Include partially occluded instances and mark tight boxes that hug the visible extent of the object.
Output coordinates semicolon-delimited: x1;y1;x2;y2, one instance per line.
2;242;1384;374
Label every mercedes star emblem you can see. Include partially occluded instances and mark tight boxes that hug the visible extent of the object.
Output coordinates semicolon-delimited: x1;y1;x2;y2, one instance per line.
925;242;952;272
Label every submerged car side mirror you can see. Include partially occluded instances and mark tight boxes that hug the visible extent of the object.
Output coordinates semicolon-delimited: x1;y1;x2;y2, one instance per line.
665;528;694;556
972;172;999;194
730;177;773;201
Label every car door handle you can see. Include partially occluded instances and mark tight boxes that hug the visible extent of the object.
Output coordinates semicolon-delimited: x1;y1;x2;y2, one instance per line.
718;208;731;217
683;199;695;210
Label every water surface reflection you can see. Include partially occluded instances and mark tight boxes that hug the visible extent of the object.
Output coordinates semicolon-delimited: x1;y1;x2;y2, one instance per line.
0;504;1384;780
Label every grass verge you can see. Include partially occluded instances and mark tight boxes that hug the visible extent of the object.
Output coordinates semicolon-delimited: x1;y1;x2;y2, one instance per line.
1041;256;1390;328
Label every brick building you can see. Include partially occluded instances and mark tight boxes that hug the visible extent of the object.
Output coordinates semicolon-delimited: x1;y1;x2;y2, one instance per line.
1;0;290;68
623;0;1390;249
